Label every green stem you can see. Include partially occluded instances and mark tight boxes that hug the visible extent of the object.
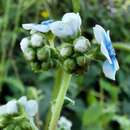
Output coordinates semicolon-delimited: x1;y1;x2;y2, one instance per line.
44;68;63;130
48;71;72;130
113;43;130;52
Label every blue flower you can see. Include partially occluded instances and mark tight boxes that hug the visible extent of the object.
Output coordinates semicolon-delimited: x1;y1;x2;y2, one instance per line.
22;20;53;33
93;25;119;80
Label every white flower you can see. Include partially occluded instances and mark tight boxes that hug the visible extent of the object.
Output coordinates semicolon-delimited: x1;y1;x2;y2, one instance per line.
50;12;81;38
18;96;38;117
74;36;90;52
58;116;72;130
93;24;119;80
6;100;18;114
0;105;7;116
31;33;43;47
22;20;53;33
20;37;30;52
25;100;38;117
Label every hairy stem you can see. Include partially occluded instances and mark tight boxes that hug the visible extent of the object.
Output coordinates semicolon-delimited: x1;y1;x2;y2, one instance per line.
44;68;63;130
48;71;72;130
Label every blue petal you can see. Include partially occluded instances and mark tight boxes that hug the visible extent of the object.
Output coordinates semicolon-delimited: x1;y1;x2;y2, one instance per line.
41;20;53;25
103;60;116;80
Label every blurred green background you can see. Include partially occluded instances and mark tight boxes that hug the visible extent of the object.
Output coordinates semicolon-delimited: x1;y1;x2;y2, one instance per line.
0;0;130;130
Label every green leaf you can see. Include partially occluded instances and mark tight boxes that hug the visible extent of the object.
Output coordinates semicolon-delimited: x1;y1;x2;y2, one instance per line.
83;103;103;126
2;77;25;96
100;79;120;102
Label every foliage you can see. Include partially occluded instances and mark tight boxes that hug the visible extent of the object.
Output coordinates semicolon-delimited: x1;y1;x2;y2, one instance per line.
0;0;130;130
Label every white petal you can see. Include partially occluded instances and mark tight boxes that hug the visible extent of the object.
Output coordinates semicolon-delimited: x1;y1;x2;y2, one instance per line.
22;23;36;30
31;24;49;32
25;100;38;116
18;96;27;106
50;21;73;38
101;41;112;64
6;100;18;114
31;33;43;47
103;60;116;80
62;13;81;33
0;105;7;115
20;37;30;52
93;24;106;43
22;23;49;32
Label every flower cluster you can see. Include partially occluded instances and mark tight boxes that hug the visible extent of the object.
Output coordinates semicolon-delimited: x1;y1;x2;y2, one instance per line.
0;96;38;130
57;116;72;130
20;32;59;72
20;12;119;80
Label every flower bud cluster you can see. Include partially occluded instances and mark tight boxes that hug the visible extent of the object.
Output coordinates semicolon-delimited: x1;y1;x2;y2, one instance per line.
20;32;59;72
59;36;90;74
0;96;38;130
20;12;91;74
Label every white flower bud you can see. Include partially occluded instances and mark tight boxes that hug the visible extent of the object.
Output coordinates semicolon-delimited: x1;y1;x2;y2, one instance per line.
25;100;38;116
20;37;30;52
60;47;72;58
6;100;18;114
58;116;72;130
24;48;35;61
74;36;90;53
31;33;43;47
0;105;7;115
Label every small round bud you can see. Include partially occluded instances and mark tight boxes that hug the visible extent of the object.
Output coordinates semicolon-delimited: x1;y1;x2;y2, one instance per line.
31;33;43;47
24;48;35;61
76;56;87;67
41;62;50;70
63;59;76;73
30;62;41;72
20;37;30;52
37;47;50;61
74;36;90;53
60;47;73;58
27;87;39;100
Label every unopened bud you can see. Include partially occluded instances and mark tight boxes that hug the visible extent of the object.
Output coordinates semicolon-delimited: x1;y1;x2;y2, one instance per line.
31;33;43;47
24;48;35;61
63;59;76;73
20;37;30;52
41;62;50;71
60;47;73;58
37;47;50;61
76;56;87;67
74;36;90;53
30;62;41;72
